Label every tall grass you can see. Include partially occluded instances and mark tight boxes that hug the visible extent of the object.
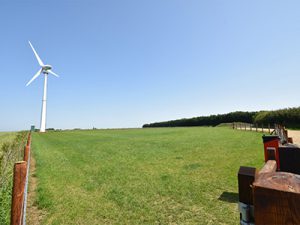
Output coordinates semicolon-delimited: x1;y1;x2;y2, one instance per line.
0;132;27;225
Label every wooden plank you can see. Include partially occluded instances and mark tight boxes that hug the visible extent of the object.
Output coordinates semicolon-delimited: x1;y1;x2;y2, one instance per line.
259;160;276;174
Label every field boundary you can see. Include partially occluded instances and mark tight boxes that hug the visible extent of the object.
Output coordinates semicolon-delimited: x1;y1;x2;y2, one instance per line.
233;123;295;145
10;132;31;225
232;122;274;134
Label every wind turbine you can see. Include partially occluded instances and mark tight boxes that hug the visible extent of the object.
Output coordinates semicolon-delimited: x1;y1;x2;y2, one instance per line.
26;41;59;133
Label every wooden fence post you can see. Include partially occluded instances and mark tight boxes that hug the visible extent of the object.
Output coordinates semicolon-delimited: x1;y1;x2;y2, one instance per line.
23;146;30;162
268;124;270;134
250;124;252;131
27;135;31;147
253;166;300;224
11;161;27;225
238;166;256;224
261;124;264;132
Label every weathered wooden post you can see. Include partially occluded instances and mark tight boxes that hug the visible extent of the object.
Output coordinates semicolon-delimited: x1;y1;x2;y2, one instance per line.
253;170;300;224
11;161;27;225
256;123;258;132
23;146;30;162
238;166;256;224
261;124;264;132
26;136;30;147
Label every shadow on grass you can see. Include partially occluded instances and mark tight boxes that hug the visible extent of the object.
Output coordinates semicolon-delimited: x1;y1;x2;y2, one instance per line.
218;191;239;203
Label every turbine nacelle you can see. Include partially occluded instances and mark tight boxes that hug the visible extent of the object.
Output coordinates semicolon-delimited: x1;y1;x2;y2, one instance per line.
43;64;52;71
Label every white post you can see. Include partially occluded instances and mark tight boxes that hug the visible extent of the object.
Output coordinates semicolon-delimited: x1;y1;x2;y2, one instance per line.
40;73;48;132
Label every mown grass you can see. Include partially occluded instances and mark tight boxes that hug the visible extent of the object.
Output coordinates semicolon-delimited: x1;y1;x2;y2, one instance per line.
32;127;265;225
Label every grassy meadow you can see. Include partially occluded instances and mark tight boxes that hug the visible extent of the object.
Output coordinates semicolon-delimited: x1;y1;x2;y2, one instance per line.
32;127;265;225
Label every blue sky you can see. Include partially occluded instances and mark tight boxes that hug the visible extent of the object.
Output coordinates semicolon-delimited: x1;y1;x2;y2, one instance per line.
0;1;299;131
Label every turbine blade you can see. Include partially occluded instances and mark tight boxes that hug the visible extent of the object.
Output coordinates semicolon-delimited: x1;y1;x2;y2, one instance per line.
28;41;44;66
26;68;42;86
48;70;59;77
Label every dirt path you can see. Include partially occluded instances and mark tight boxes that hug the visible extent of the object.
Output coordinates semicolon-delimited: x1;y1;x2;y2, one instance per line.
26;152;47;225
235;127;300;146
288;130;300;146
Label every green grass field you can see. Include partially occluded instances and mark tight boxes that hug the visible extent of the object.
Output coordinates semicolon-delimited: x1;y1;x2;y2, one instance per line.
32;127;265;225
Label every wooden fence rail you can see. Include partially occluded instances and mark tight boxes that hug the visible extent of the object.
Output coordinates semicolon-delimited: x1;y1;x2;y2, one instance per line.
10;132;31;225
232;122;274;134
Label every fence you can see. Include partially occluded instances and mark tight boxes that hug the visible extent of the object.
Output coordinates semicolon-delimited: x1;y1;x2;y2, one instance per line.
238;128;300;224
232;122;275;134
10;132;31;225
233;123;289;144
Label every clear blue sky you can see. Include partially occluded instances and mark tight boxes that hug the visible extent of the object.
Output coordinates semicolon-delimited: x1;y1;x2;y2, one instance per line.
1;1;300;131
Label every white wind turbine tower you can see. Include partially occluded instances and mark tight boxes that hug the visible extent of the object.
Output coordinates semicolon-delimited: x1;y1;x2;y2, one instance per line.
26;41;59;132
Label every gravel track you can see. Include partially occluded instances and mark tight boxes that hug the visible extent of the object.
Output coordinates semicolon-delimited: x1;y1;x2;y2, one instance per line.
288;130;300;146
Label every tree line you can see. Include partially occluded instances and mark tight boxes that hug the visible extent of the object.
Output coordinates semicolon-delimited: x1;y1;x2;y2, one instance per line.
253;107;300;128
143;107;300;128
